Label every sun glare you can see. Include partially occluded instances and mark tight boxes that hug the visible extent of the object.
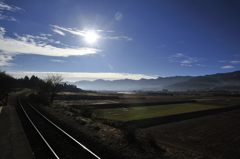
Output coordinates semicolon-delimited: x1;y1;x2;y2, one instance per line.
84;30;99;44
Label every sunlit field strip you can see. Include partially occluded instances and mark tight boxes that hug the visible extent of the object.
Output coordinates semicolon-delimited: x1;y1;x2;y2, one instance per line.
93;103;222;121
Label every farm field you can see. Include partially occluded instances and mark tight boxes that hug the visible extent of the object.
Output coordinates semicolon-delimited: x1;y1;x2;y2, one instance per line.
42;91;240;159
93;103;222;121
144;109;240;159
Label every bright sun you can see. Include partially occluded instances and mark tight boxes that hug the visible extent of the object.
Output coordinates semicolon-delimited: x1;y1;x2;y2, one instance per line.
84;30;99;44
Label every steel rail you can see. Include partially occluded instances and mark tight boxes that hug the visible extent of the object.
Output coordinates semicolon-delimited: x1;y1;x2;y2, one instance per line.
18;99;60;159
27;102;101;159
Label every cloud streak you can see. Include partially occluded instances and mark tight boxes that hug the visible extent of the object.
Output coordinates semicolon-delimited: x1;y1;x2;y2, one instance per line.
221;65;234;69
0;54;13;66
0;27;100;61
218;58;240;69
52;28;65;36
102;35;132;41
50;59;66;63
0;1;21;11
9;71;156;82
0;1;22;21
169;53;202;67
230;60;240;64
51;25;132;41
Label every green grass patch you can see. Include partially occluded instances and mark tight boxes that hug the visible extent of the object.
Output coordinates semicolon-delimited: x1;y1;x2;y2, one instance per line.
93;103;222;121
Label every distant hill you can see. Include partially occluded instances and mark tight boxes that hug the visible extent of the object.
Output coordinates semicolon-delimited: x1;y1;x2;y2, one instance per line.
74;71;240;91
166;71;240;91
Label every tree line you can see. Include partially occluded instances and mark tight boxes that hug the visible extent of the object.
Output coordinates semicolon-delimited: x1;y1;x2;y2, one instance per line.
0;71;81;105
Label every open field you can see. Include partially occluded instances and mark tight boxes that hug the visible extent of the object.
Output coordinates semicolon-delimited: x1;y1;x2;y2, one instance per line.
39;91;240;159
144;109;240;159
53;92;240;126
93;103;222;121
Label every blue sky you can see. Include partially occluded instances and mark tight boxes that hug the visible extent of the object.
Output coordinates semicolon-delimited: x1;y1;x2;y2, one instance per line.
0;0;240;81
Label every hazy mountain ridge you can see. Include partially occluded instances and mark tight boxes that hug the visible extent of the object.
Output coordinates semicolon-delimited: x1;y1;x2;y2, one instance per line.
74;71;240;91
167;71;240;91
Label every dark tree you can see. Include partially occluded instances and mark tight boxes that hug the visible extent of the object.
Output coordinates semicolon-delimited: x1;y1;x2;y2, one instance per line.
0;71;15;105
45;75;63;103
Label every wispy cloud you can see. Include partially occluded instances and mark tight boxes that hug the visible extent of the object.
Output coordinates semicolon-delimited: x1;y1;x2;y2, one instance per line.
0;54;13;66
221;65;234;69
52;27;66;36
196;64;206;67
0;14;16;21
218;59;240;67
0;1;21;11
51;25;85;36
0;1;22;21
9;71;156;82
169;53;202;67
50;59;66;63
0;26;101;66
0;27;100;63
230;60;240;64
0;26;5;36
102;35;132;41
13;33;61;45
51;25;132;41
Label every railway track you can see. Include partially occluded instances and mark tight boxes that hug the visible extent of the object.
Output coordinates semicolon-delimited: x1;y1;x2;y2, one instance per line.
18;99;101;159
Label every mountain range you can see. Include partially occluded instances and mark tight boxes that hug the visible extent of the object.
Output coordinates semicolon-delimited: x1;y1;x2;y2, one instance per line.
73;71;240;91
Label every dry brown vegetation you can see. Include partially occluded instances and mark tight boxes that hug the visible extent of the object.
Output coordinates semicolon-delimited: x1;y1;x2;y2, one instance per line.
32;91;240;159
